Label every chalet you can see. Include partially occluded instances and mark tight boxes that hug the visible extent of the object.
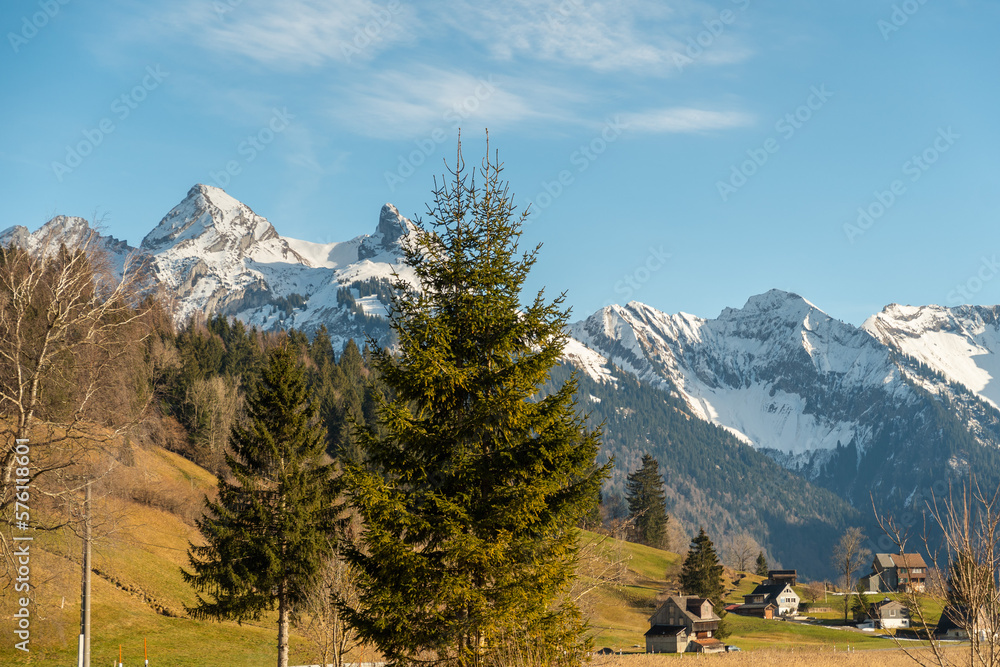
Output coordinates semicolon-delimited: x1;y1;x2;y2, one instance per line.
868;553;927;593
737;583;800;618
858;598;911;630
645;596;724;654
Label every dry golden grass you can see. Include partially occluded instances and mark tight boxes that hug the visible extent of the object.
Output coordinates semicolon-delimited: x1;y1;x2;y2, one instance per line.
0;424;321;667
594;647;967;666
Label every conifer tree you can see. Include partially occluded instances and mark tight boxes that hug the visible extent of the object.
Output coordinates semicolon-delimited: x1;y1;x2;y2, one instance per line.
680;528;725;603
343;138;610;667
625;453;669;547
183;344;340;667
755;550;769;577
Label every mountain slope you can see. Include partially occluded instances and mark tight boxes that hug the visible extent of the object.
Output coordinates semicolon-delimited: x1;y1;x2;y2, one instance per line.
570;292;908;463
567;292;1000;516
548;363;860;578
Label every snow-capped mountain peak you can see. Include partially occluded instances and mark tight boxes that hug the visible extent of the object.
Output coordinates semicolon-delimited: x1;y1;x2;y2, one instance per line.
137;185;318;322
572;292;900;460
141;184;283;256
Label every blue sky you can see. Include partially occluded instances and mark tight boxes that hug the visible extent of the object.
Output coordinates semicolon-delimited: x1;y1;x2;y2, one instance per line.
1;0;997;325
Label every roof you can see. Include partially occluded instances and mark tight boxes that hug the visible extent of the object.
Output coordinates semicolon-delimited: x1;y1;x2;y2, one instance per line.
872;598;906;610
749;583;796;601
690;638;726;651
935;605;992;634
751;583;789;595
935;605;969;634
649;596;721;624
874;553;927;569
874;554;895;570
890;553;927;569
645;624;687;637
768;570;797;576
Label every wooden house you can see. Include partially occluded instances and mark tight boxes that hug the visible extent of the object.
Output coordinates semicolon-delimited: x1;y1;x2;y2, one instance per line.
869;553;927;593
736;583;800;618
645;596;724;654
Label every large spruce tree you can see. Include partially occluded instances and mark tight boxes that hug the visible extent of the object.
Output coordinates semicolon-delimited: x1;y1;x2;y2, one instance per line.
183;344;340;667
625;453;669;547
343;139;610;667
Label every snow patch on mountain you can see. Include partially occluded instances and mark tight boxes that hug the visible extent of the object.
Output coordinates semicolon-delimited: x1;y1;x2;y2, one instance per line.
571;290;902;458
561;337;617;384
0;216;136;276
864;303;1000;409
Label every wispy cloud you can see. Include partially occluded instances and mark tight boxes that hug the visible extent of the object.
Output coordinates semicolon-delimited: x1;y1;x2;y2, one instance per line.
161;0;419;68
150;0;751;75
331;67;580;140
107;0;757;141
619;107;754;133
441;0;753;75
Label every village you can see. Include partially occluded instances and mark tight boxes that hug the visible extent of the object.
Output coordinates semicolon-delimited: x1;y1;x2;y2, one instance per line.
640;550;977;655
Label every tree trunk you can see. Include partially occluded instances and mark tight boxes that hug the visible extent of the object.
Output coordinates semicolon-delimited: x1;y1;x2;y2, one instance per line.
278;579;290;667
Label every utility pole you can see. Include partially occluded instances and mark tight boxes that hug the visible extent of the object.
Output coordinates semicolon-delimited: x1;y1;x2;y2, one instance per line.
78;481;91;667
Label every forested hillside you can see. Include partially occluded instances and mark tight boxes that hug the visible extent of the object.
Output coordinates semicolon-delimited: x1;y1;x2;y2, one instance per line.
546;364;860;579
150;315;383;474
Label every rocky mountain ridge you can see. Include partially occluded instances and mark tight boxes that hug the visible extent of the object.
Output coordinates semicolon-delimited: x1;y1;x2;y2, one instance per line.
9;184;1000;523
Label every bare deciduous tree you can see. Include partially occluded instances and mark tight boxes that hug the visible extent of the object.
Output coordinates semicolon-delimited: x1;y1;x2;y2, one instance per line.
801;580;826;605
572;518;633;618
300;539;365;667
0;229;154;579
930;481;1000;667
665;519;689;556
873;479;1000;667
831;526;871;622
724;531;759;573
185;374;241;473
